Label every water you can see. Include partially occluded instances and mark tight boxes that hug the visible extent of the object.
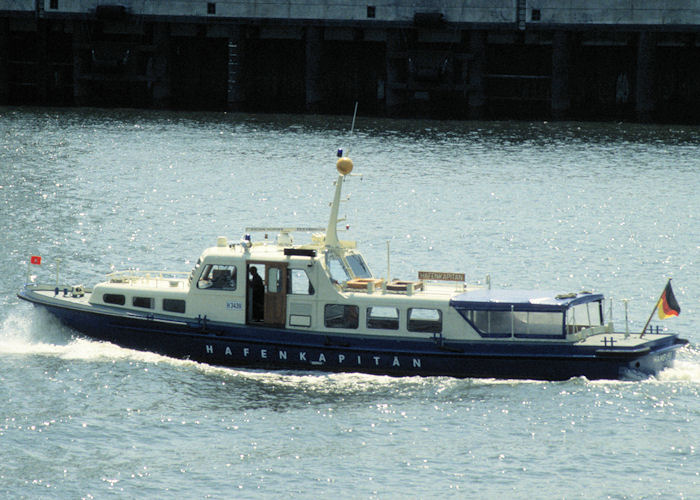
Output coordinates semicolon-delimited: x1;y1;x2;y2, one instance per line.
1;107;699;498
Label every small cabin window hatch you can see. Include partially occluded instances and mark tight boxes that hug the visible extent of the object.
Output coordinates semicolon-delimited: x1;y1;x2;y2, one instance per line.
407;308;442;333
367;306;399;330
324;304;359;329
197;264;237;290
103;293;125;305
133;296;154;309
163;298;186;313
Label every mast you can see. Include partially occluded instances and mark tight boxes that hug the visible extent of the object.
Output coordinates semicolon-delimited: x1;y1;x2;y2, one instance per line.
325;155;353;249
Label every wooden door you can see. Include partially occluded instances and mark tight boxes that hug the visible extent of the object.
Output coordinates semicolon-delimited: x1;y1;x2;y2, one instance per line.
263;263;287;327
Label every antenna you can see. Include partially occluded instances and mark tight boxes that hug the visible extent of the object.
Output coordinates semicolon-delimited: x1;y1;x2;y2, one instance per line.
350;101;358;134
343;101;359;157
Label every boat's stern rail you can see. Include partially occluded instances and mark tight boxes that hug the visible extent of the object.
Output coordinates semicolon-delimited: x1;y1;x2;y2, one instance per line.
566;323;613;341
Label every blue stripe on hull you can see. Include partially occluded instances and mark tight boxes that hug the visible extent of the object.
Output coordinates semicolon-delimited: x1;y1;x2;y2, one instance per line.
28;300;678;381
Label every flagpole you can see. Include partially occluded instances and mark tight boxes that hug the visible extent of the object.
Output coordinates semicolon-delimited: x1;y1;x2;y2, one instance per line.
640;278;671;337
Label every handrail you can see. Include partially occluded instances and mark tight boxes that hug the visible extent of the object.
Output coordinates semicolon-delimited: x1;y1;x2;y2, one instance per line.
106;270;190;284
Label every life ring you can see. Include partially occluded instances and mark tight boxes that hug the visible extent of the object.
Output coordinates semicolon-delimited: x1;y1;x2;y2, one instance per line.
346;278;384;290
386;280;424;292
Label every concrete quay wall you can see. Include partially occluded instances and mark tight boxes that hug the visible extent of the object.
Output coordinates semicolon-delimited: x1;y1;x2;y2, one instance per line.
15;0;700;26
2;1;700;122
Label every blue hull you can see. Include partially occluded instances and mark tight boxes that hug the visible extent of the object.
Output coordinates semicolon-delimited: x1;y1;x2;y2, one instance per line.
19;290;684;381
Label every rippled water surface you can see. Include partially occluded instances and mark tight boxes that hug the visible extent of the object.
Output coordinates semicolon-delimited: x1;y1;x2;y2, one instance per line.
1;108;699;498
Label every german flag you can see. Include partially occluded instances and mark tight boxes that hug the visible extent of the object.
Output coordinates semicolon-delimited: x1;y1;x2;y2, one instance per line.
657;281;681;319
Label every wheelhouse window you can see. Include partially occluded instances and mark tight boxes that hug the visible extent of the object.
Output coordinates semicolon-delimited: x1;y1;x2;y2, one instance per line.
288;269;314;295
407;308;442;333
324;304;359;329
367;306;399;330
346;254;371;279
326;253;350;283
163;298;186;313
189;258;202;286
197;264;237;290
103;293;125;305
133;296;154;309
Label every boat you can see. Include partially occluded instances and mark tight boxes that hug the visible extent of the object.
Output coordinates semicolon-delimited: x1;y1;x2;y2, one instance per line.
17;153;687;380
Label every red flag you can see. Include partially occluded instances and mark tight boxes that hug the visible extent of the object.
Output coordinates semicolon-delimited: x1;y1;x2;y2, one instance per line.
30;255;42;265
657;281;681;319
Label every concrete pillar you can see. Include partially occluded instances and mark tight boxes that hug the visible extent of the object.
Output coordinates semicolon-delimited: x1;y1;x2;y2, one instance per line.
305;26;323;112
551;30;570;120
151;23;171;108
0;19;8;104
36;20;48;103
385;29;404;115
72;22;88;106
227;26;244;110
468;30;486;119
636;31;656;122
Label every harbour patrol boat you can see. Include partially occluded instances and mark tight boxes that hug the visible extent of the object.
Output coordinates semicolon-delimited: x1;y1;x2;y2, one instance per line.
18;154;687;380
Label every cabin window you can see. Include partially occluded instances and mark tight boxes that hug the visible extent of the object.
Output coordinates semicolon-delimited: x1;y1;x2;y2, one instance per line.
407;308;442;333
133;296;154;309
268;267;282;293
103;293;125;305
324;304;359;329
566;302;603;334
367;306;399;330
346;254;371;279
163;298;186;313
514;311;562;335
288;269;314;295
467;310;563;337
197;264;237;290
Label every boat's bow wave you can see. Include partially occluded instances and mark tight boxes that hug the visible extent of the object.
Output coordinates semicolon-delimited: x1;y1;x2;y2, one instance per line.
1;305;188;366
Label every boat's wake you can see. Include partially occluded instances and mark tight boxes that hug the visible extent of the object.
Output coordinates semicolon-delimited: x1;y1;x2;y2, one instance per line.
657;360;700;383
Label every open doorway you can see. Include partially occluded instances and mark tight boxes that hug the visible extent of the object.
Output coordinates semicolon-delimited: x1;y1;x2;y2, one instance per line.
246;262;287;327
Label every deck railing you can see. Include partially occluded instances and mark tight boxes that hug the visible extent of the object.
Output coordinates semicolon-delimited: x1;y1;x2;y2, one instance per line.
106;270;190;288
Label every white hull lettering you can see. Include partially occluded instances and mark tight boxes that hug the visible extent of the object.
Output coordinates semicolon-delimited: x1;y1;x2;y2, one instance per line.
206;343;423;371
